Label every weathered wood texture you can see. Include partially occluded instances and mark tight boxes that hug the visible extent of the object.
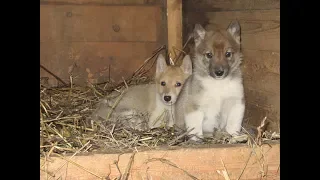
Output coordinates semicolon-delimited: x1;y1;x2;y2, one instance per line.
40;2;166;86
40;42;159;86
183;0;280;132
40;0;163;5
167;0;182;60
184;0;280;11
40;143;280;180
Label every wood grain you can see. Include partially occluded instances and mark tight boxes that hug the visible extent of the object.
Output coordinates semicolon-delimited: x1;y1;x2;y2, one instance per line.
167;0;183;56
184;0;280;11
41;0;162;5
244;87;280;129
185;10;280;51
40;143;280;180
40;4;165;87
241;50;279;131
40;42;159;86
40;5;161;42
242;50;280;75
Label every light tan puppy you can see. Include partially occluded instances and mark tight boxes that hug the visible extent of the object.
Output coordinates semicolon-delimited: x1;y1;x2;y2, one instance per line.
91;54;192;130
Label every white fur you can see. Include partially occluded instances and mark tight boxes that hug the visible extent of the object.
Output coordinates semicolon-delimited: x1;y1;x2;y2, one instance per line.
192;74;244;136
181;22;245;141
185;111;204;141
148;94;175;129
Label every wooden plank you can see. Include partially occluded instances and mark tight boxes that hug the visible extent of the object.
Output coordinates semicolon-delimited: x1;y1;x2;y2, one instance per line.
244;102;280;132
40;5;63;42
184;0;280;12
167;0;182;59
40;42;159;87
242;50;280;75
243;70;279;94
185;10;280;51
244;88;280;131
41;0;163;5
40;5;161;42
40;143;280;180
241;50;280;93
240;50;280;132
244;88;279;113
242;69;279;132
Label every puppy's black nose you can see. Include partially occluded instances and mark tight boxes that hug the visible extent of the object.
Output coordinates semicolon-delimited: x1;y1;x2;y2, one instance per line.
215;70;224;77
164;96;171;102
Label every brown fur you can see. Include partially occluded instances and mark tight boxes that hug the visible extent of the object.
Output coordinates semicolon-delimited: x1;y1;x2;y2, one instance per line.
174;21;245;140
193;21;242;79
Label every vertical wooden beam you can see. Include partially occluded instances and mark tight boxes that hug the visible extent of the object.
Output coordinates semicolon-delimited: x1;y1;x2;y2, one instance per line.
167;0;182;64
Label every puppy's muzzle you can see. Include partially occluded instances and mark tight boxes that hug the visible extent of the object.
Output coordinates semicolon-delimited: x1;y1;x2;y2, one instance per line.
209;65;229;79
214;69;224;77
164;95;171;102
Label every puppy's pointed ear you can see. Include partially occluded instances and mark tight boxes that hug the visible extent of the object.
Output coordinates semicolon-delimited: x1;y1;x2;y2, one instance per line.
180;55;192;76
193;24;206;47
156;54;167;76
227;20;241;44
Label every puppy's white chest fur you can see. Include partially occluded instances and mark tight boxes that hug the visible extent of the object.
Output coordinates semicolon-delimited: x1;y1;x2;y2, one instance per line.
200;76;243;105
196;75;244;133
148;95;175;128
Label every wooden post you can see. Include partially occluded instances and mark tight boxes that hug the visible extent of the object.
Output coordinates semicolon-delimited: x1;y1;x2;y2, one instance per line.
167;0;182;64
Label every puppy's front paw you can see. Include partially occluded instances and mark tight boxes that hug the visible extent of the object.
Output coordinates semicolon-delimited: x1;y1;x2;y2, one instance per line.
188;136;204;144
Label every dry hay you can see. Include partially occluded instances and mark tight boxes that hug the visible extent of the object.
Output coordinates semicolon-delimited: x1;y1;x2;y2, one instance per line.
40;45;280;158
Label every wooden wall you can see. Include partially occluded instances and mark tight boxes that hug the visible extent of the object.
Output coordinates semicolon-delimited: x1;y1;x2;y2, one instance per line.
40;0;280;132
183;0;280;132
40;0;166;87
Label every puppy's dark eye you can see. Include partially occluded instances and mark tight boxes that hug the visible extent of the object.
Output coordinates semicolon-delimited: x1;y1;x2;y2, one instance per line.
161;81;166;86
205;53;213;58
175;82;181;87
225;52;232;58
